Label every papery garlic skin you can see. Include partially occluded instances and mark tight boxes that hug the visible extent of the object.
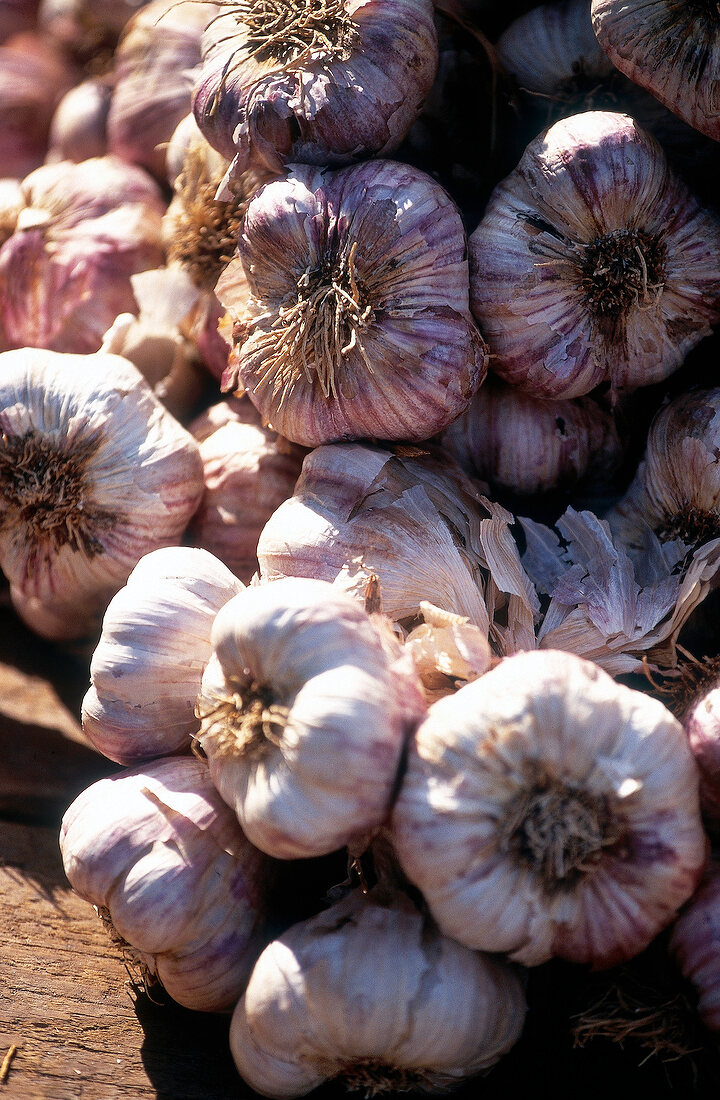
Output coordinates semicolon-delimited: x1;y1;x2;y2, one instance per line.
469;112;720;398
82;546;244;764
60;756;270;1012
230;889;526;1098
192;0;438;176
391;649;707;968
217;159;487;446
0;156;165;355
592;0;720;144
670;862;720;1033
196;576;426;859
187;399;305;583
442;376;621;496
0;348;204;640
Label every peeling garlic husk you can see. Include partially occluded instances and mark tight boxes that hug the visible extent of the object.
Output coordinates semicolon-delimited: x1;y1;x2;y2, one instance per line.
0;155;166;355
670;861;720;1034
592;0;720;144
391;649;707;969
60;756;272;1012
187;398;305;583
469;111;720;399
195;576;427;859
442;376;622;496
216;159;488;446
0;347;204;640
192;0;438;177
82;546;244;764
46;76;111;164
404;601;492;703
229;886;527;1098
256;442;539;654
606;388;720;553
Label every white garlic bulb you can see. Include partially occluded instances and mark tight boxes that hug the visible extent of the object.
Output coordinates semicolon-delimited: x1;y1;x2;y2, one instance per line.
82;546;244;764
60;756;271;1012
391;649;707;968
229;888;527;1098
469;112;720;399
195;576;426;859
0;347;204;640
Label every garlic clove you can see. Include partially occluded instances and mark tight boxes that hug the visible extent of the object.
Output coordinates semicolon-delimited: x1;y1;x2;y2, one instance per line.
469;111;720;399
60;755;272;1012
391;648;707;969
404;601;493;703
229;887;527;1098
82;546;244;764
216;159;487;446
0;347;205;640
195;576;427;859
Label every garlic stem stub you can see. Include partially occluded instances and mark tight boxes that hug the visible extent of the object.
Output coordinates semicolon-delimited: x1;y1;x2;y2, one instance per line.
229;888;527;1098
0;347;204;640
469;111;720;399
216;159;488;446
391;649;707;968
60;756;271;1012
196;576;426;859
192;0;438;175
82;546;245;764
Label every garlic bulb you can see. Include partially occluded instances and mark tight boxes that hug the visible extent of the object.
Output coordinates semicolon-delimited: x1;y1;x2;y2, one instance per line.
0;347;204;640
0;32;77;180
47;77;111;164
685;686;720;826
606;388;720;553
521;507;720;675
0;155;165;355
257;442;539;654
469;111;720;399
217;159;487;446
107;0;216;182
592;0;720;144
442;376;621;496
229;887;527;1098
192;0;438;176
391;649;707;968
60;756;271;1012
82;546;244;764
187;398;305;583
195;576;426;859
670;861;720;1034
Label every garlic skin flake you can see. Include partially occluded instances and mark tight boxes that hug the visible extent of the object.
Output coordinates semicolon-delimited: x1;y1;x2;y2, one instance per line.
192;0;438;176
60;756;270;1012
469;112;720;399
0;348;204;640
391;649;707;969
217;159;487;446
82;546;244;765
196;576;426;859
229;888;527;1098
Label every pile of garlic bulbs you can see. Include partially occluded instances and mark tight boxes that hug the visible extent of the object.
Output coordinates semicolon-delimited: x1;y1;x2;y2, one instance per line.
4;0;720;1093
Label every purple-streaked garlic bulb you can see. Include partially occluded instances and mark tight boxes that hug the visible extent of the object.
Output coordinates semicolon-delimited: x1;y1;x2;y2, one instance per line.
685;685;720;825
592;0;720;144
195;576;427;859
607;388;720;553
0;155;165;355
192;0;438;177
0;348;204;640
107;0;216;182
441;376;621;496
670;861;720;1033
257;442;539;654
82;546;244;764
469;111;720;399
391;648;707;969
217;160;487;446
187;398;305;583
229;888;527;1097
60;756;271;1012
47;76;111;163
0;32;77;180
